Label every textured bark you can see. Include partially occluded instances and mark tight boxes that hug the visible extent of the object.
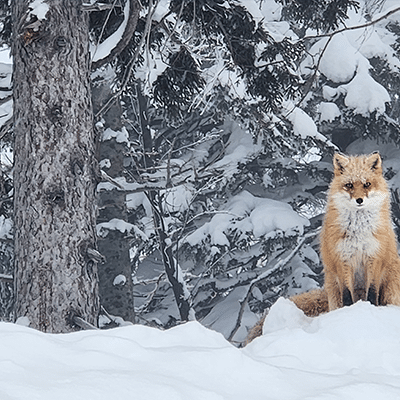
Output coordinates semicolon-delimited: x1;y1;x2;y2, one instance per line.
12;1;100;332
93;82;135;323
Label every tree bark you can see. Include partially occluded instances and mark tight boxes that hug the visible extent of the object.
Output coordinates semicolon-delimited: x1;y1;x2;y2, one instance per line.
93;81;135;323
12;0;100;332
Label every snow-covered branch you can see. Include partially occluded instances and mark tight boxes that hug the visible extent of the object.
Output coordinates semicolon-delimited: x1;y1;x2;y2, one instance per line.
91;0;141;70
94;0;156;119
302;5;400;42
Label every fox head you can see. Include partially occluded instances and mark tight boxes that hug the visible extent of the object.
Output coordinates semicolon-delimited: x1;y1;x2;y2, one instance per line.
330;152;388;209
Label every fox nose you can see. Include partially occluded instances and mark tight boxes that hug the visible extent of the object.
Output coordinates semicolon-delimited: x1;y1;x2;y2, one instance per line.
356;198;363;205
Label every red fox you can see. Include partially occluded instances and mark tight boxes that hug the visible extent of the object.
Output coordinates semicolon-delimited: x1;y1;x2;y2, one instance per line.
320;152;400;310
245;152;400;343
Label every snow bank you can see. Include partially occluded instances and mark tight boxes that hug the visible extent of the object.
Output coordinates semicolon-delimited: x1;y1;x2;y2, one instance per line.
3;300;400;399
245;299;400;398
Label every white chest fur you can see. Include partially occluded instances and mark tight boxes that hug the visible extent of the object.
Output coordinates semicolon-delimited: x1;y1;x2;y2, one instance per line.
331;192;385;266
335;208;380;264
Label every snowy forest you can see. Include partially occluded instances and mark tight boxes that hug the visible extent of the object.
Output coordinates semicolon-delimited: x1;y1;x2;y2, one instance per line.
1;0;400;342
3;0;400;398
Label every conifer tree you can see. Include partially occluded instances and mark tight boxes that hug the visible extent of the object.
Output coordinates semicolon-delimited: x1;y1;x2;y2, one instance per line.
12;0;99;332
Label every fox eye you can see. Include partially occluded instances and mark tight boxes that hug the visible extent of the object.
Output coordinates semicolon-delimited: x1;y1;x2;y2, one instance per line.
345;183;353;189
364;182;371;188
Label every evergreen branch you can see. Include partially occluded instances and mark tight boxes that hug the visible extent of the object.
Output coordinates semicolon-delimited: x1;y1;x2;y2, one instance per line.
227;228;321;343
302;5;400;42
285;6;400;123
284;35;334;119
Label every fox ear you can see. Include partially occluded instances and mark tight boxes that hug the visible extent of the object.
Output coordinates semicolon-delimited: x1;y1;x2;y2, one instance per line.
333;153;349;175
367;152;382;171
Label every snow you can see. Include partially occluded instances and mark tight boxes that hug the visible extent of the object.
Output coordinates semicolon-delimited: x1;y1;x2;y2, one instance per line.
153;0;171;22
212;118;261;178
339;59;391;116
0;99;12;128
97;218;148;241
300;2;398;119
102;127;129;144
113;274;127;286
319;102;341;122
126;192;152;216
240;0;292;42
0;215;12;239
282;101;329;142
319;34;361;83
318;47;390;117
163;184;195;213
0;50;12;126
0;47;11;64
4;299;400;399
99;158;111;169
185;190;309;247
28;0;49;21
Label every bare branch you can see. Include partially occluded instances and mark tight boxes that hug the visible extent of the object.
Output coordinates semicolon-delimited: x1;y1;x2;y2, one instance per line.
0;273;13;283
72;315;99;330
135;273;166;314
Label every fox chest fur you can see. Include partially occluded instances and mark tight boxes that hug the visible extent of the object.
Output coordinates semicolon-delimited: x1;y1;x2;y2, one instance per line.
332;197;382;275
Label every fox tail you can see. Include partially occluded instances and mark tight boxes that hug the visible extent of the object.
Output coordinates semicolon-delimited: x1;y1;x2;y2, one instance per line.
290;288;329;317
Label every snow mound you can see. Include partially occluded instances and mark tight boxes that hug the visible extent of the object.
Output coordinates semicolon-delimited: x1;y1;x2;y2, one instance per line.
2;300;400;399
245;299;400;398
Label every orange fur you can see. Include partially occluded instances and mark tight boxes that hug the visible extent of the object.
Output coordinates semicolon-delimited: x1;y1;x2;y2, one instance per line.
290;288;328;316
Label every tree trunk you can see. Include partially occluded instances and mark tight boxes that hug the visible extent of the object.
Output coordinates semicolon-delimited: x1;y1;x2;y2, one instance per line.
12;1;100;332
136;85;194;322
93;80;135;323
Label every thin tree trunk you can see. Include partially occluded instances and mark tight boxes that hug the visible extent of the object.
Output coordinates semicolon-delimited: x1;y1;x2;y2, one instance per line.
12;0;100;332
136;85;194;322
93;81;135;323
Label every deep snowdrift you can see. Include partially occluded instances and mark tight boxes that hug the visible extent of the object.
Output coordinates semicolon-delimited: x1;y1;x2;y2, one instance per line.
2;299;400;399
